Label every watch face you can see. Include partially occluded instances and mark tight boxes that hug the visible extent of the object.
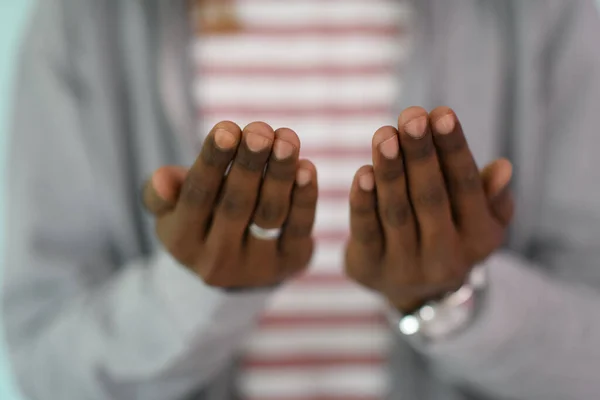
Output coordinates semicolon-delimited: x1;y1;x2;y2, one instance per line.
423;287;477;340
399;315;420;336
394;267;486;340
418;305;436;321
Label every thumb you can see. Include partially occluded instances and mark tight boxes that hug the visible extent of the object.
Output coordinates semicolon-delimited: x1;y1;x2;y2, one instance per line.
480;158;514;227
142;166;188;216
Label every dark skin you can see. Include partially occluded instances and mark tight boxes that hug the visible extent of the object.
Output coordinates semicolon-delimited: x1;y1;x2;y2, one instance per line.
142;107;513;309
346;106;514;312
143;121;318;288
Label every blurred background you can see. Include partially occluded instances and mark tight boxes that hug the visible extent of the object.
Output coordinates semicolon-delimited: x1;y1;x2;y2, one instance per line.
0;2;599;400
1;2;33;399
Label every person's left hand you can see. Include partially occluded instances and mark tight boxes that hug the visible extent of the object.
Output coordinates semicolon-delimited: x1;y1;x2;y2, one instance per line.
345;106;514;313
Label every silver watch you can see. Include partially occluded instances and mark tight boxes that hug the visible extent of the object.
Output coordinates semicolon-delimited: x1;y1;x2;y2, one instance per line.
391;266;488;341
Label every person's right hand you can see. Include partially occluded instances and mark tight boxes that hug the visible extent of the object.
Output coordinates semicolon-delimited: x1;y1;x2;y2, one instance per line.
142;121;318;289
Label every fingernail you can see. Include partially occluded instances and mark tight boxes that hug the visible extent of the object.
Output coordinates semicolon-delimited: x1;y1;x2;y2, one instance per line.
214;129;237;150
435;114;455;135
404;116;427;139
246;131;272;152
359;173;375;192
296;168;312;187
273;140;295;160
150;174;169;202
379;135;399;159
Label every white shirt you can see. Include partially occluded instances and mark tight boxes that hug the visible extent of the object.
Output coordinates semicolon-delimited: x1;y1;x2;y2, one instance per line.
193;0;411;398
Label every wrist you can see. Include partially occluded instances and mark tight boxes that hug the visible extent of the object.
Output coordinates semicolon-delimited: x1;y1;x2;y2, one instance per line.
389;265;488;342
390;267;481;315
154;251;274;339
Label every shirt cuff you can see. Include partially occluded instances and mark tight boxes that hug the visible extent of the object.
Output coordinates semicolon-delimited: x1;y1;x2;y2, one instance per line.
151;251;275;340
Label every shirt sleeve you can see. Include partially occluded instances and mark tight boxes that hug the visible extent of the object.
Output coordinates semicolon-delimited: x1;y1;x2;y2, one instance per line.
415;252;600;400
1;2;272;399
405;1;600;399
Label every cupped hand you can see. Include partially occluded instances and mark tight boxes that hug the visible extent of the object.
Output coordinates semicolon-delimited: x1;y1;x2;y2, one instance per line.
346;107;514;313
142;121;318;288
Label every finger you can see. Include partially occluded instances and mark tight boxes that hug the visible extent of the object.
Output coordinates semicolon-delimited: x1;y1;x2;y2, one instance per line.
429;107;490;232
246;128;300;280
398;107;457;285
142;166;187;216
174;121;241;235
207;121;275;248
397;107;454;240
279;159;318;276
481;158;514;226
345;165;383;289
371;126;418;252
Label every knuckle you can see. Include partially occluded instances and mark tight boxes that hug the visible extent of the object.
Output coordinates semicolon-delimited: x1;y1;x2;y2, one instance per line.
450;164;481;193
235;151;268;172
256;199;287;224
221;190;254;219
406;139;435;161
376;165;405;183
414;183;447;208
182;176;213;205
383;199;412;227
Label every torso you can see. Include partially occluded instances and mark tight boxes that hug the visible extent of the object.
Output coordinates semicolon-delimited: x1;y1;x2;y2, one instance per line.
192;0;410;398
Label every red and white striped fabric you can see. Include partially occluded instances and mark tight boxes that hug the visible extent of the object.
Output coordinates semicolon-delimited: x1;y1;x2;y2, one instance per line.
193;1;411;398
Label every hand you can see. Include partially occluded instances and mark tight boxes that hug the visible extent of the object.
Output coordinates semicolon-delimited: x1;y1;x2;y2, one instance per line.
142;121;318;288
345;107;514;313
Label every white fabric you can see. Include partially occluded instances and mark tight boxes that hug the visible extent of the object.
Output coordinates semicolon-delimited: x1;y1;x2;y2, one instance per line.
193;0;410;398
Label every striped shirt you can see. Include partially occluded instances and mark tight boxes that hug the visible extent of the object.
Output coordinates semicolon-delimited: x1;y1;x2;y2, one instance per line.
193;1;411;398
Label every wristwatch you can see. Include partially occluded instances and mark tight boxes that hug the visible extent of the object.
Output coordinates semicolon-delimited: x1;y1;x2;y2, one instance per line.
390;265;488;341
